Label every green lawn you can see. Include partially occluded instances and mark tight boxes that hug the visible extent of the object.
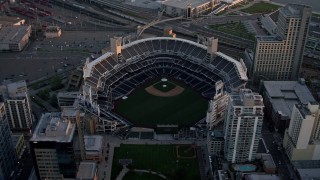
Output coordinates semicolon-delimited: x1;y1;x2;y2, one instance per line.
241;2;280;14
177;145;196;157
208;22;255;40
114;79;208;127
153;81;176;92
111;144;200;180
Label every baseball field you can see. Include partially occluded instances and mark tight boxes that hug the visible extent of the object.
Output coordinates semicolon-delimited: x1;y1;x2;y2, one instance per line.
111;144;200;180
113;78;208;127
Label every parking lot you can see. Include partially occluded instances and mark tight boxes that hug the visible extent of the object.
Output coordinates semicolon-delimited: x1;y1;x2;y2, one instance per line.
0;31;126;83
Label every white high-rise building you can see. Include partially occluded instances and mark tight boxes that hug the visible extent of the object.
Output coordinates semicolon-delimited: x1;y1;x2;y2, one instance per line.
206;81;228;129
0;80;33;131
283;102;320;160
224;89;264;163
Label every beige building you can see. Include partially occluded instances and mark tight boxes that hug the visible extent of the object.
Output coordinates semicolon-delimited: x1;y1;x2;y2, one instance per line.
0;25;31;51
57;91;81;109
76;162;98;180
44;26;62;38
161;0;218;18
84;135;104;161
247;4;312;83
283;102;320;161
67;66;83;91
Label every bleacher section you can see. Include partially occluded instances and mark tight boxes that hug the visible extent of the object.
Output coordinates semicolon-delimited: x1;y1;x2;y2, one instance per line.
83;37;247;121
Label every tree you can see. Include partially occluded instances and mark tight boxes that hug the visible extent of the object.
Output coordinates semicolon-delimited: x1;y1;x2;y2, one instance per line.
50;94;58;109
51;76;63;91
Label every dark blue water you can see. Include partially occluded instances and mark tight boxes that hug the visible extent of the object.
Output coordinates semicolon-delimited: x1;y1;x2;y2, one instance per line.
270;0;320;12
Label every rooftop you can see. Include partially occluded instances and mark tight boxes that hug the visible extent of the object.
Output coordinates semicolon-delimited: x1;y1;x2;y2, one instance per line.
297;168;320;180
76;162;97;179
292;160;320;169
232;89;264;107
245;174;281;180
295;104;312;118
0;25;31;44
0;16;25;26
162;0;211;9
57;91;81;98
61;107;79;118
45;26;61;33
208;130;224;140
84;135;103;154
263;80;315;119
30;112;76;143
6;80;28;98
261;154;276;169
280;4;312;18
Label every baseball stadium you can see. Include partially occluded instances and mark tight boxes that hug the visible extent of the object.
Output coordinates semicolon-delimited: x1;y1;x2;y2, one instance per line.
80;36;248;133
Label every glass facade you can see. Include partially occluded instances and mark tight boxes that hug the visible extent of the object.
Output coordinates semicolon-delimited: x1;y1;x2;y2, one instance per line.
30;141;77;179
0;105;16;180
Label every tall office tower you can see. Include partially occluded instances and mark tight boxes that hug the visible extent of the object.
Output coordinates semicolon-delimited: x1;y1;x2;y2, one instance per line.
206;81;228;129
283;102;320;160
250;4;312;83
0;103;16;180
0;80;33;131
224;89;264;163
30;112;78;179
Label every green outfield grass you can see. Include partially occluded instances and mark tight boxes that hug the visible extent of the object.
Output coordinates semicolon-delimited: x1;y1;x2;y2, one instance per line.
123;171;164;180
111;144;200;180
114;79;208;127
177;145;196;157
240;2;280;14
153;81;176;92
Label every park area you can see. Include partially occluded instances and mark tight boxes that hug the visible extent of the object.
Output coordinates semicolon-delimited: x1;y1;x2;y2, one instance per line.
113;79;208;127
240;2;281;14
208;22;255;40
111;144;200;180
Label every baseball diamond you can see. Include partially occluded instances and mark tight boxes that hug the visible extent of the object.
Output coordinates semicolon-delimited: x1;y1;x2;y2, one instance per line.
81;37;248;133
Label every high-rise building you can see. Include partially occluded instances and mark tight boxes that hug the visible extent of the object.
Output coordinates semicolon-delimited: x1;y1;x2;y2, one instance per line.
0;80;33;131
224;89;264;163
248;4;312;83
206;81;228;129
29;112;78;179
283;102;320;160
0;103;17;180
